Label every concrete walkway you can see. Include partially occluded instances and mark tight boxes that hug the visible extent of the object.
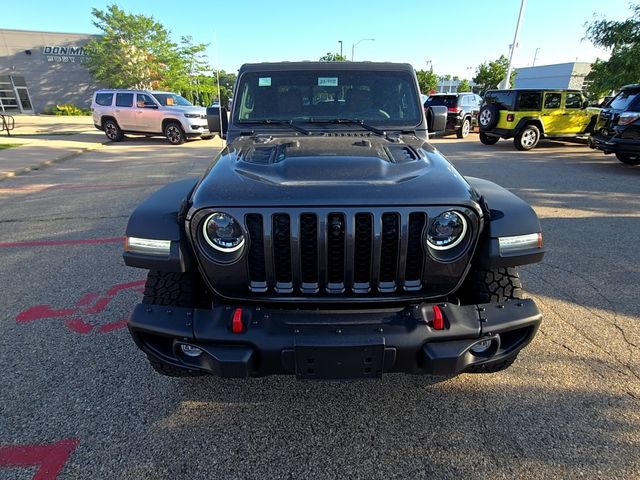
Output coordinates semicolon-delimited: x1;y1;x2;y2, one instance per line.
0;115;223;180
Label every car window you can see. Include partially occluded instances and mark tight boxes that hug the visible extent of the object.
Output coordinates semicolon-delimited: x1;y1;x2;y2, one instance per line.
152;93;193;107
115;93;133;108
483;91;516;110
565;93;582;109
608;90;640;110
136;93;156;108
517;91;542;110
425;95;457;108
95;93;113;106
543;93;561;109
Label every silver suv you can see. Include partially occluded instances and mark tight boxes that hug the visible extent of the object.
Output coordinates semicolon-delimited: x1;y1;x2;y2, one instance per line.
91;90;210;144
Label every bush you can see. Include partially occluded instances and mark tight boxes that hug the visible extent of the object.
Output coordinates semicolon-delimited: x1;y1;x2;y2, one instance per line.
43;104;91;116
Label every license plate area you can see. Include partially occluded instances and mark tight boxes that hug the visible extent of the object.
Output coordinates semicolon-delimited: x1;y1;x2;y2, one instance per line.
294;340;385;379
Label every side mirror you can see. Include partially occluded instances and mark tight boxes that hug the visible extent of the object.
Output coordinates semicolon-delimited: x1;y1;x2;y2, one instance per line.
206;106;229;138
582;100;589;109
426;105;448;134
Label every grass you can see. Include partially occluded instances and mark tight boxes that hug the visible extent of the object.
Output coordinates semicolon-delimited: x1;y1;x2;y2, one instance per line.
0;143;20;150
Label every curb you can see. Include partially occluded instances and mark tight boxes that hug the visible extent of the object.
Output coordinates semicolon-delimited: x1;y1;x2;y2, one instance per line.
0;140;110;181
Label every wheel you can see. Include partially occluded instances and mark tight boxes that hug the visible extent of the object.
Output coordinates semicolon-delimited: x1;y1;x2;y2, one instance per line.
456;118;471;138
615;152;640;165
103;119;124;142
142;270;211;377
514;124;540;151
479;131;499;145
460;267;524;374
466;354;519;374
478;104;499;130
460;267;524;304
164;121;186;145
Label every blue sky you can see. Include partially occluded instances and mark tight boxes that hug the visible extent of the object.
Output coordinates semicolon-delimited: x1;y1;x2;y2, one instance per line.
1;0;633;77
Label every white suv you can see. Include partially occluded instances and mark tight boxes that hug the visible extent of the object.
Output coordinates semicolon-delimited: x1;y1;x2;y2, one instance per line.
91;90;210;144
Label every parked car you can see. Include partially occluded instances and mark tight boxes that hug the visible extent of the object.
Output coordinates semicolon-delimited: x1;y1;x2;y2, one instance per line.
123;62;544;380
589;84;640;165
91;90;210;144
424;93;483;138
478;89;600;150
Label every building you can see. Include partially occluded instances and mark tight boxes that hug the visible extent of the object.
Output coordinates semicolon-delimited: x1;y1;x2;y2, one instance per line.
435;79;477;94
514;62;592;91
0;29;99;113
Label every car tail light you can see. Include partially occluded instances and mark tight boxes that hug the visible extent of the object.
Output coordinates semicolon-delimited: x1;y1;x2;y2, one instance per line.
448;107;462;113
618;112;640;125
506;114;515;122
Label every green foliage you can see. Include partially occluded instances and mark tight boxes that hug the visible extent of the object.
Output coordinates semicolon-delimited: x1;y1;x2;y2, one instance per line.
457;79;471;92
584;3;640;98
416;69;438;94
43;104;91;116
472;55;515;94
319;52;347;61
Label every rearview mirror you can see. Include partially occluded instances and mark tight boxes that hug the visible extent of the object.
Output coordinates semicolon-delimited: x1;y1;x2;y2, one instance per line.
426;105;448;134
206;106;228;138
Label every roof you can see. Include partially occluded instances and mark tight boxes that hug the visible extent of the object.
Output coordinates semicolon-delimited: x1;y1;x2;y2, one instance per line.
620;84;640;91
486;88;583;93
238;61;414;73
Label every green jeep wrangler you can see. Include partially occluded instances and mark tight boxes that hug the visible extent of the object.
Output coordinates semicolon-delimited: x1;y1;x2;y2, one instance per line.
478;89;600;150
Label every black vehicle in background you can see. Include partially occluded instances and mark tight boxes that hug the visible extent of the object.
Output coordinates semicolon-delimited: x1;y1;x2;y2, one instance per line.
590;84;640;165
423;93;482;138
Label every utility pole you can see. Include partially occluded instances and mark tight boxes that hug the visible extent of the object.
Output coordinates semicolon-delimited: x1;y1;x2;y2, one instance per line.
500;0;527;89
533;47;540;66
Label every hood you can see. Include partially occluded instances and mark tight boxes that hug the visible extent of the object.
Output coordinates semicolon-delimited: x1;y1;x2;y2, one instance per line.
163;105;206;115
190;134;479;209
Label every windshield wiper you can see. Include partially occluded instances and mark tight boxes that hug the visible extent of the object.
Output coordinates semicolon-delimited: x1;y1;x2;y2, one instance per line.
243;119;310;135
309;118;386;137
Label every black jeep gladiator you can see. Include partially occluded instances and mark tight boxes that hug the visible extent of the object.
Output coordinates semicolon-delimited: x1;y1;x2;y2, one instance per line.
124;62;544;379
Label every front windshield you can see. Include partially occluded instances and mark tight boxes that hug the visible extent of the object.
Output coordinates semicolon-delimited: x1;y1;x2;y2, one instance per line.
152;93;193;107
234;70;422;125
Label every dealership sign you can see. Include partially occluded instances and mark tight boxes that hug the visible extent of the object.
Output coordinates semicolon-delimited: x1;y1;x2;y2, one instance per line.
42;45;88;64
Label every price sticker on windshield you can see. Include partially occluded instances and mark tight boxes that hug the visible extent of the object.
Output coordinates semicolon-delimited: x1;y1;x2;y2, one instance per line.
258;77;272;87
318;77;338;87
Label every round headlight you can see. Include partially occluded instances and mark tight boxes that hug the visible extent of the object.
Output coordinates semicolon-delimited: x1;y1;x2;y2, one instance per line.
202;212;245;252
426;211;468;250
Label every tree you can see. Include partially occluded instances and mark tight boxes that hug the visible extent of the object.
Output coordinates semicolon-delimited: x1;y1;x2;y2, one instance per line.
319;52;346;61
85;5;185;89
472;55;515;94
584;3;640;99
457;79;471;92
416;69;438;94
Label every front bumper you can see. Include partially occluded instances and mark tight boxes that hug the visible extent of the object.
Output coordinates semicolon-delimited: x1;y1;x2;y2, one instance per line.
182;119;210;135
589;132;640;155
128;299;541;379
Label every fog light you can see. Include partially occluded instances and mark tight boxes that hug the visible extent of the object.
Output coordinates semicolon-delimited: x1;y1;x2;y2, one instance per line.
470;339;493;354
180;344;202;357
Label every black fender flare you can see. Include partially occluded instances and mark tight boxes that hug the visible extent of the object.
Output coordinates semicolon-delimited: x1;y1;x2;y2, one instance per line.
514;117;544;136
123;177;199;272
466;177;545;268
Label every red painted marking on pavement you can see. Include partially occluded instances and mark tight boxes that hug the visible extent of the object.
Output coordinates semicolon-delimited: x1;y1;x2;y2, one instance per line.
0;438;79;480
105;280;146;297
82;297;112;315
75;292;99;307
16;305;77;324
0;237;124;248
65;318;94;335
98;318;128;333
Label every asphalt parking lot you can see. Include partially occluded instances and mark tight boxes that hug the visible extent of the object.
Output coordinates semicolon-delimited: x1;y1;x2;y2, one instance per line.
0;133;638;479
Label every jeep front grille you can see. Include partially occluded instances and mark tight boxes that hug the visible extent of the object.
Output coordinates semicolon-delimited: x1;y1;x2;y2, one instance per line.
245;210;428;294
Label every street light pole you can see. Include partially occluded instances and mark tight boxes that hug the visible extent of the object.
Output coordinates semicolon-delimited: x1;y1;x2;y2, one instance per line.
338;40;343;58
500;0;527;89
532;47;540;66
351;38;375;61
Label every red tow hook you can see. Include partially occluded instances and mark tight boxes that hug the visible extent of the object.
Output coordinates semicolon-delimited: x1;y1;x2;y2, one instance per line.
432;305;445;330
231;308;244;334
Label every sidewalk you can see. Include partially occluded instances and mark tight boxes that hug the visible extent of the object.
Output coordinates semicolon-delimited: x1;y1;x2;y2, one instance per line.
0;115;105;180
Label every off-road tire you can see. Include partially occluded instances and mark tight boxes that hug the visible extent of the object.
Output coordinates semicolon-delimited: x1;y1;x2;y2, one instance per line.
461;267;524;304
479;131;499;145
164;121;186;145
514;124;540;151
457;118;471;138
103;119;124;142
615;152;640;165
142;270;210;377
466;353;518;374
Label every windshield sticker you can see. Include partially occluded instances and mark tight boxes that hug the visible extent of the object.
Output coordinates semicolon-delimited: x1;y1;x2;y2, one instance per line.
318;77;338;87
258;77;272;87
